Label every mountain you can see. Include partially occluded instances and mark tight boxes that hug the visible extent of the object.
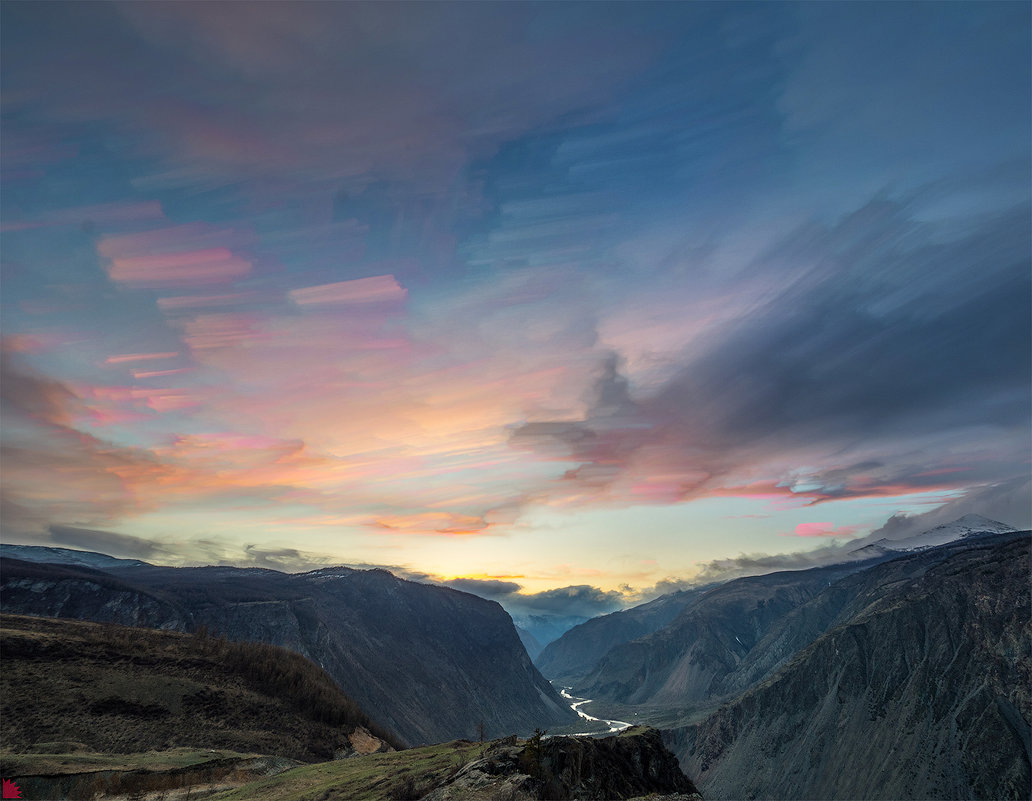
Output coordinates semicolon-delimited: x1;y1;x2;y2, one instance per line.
669;531;1031;800
848;513;1016;558
0;612;398;761
511;613;591;651
0;556;577;746
574;561;867;706
516;624;545;660
0;557;190;630
0;543;151;569
575;516;1022;712
535;587;709;684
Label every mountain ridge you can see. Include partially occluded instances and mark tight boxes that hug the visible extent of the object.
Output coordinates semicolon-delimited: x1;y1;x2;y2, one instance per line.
668;531;1031;800
0;556;577;746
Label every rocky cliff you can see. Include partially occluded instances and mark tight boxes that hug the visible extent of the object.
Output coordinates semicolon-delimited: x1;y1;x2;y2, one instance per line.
422;727;701;801
668;533;1031;800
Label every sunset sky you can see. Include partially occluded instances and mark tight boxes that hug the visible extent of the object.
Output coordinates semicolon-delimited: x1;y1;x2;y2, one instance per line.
2;2;1029;614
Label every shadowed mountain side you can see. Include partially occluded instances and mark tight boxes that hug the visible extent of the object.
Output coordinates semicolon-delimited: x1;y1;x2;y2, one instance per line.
0;558;577;746
535;588;709;684
0;558;189;630
667;533;1031;800
575;562;868;706
517;625;545;660
711;529;1030;702
0;613;399;761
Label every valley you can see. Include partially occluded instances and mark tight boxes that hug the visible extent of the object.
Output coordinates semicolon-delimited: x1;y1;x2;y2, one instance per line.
1;516;1028;799
530;521;1031;800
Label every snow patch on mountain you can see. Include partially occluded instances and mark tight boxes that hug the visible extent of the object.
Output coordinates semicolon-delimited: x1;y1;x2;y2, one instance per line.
848;514;1016;557
0;544;150;569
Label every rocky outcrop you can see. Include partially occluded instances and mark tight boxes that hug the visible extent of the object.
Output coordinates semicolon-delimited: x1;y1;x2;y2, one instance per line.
0;556;577;747
335;726;394;758
423;727;701;800
669;533;1031;800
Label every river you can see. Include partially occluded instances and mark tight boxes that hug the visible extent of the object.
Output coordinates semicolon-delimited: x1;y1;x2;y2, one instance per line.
559;687;633;735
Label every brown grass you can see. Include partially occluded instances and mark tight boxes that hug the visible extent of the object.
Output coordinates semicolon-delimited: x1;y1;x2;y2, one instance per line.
0;613;399;763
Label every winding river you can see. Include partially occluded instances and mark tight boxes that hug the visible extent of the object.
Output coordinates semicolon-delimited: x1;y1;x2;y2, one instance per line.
559;687;633;735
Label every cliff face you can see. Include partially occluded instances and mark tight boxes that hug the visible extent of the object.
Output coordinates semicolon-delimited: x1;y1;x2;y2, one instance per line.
669;534;1031;800
0;557;577;746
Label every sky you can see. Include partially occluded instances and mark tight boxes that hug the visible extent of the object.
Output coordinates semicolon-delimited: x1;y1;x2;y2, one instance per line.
2;2;1029;618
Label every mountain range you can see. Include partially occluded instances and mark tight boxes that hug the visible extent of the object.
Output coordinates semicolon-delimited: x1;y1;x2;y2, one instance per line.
531;516;1029;799
2;514;1026;799
672;531;1030;799
0;555;576;746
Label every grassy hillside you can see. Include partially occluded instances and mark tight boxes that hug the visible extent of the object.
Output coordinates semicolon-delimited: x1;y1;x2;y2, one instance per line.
208;727;699;801
209;740;491;801
0;613;399;762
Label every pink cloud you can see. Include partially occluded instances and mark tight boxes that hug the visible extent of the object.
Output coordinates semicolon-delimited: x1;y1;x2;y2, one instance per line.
106;352;180;364
157;292;258;311
130;368;192;379
288;275;407;306
75;383;202;417
107;248;251;287
792;522;857;537
3;334;54;353
96;223;253;260
178;312;268;351
375;511;491;536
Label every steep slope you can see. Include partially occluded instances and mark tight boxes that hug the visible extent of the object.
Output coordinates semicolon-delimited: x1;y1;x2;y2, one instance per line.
517;625;545;660
0;557;577;746
714;529;1026;701
670;532;1031;800
0;613;398;761
576;561;865;706
535;588;708;684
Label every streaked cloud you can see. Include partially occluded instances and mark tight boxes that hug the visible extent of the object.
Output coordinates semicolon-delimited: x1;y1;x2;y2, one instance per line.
1;2;1027;596
105;352;180;364
106;248;251;288
288;275;407;306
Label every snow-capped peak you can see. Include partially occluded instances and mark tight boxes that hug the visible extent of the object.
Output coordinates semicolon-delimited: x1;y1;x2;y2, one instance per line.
850;514;1016;556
